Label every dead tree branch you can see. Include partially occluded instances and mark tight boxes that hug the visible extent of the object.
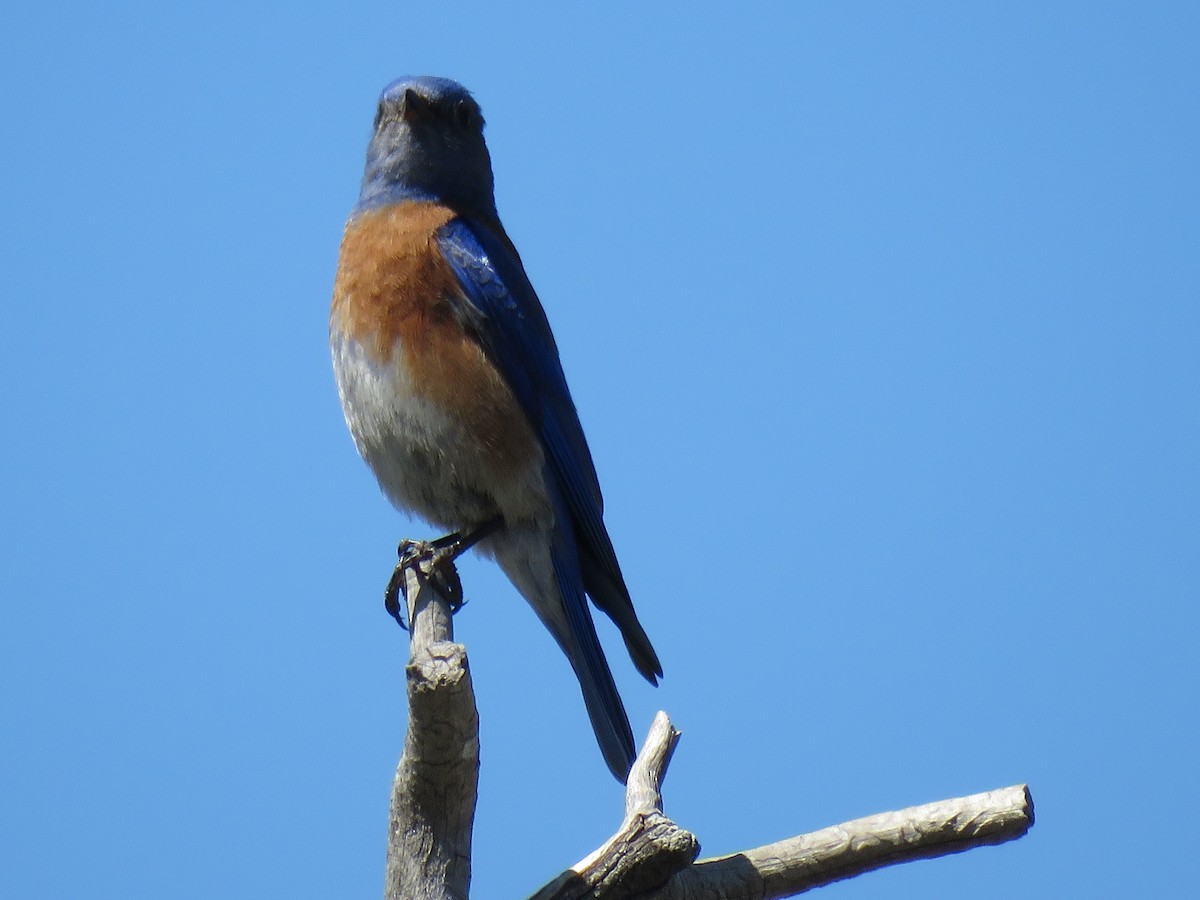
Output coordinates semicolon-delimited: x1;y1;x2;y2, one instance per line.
528;712;1032;899
380;551;1034;899
384;548;478;900
531;712;700;899
653;782;1033;899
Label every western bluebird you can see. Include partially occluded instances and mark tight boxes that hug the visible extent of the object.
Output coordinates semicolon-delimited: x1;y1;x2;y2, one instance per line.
330;76;661;782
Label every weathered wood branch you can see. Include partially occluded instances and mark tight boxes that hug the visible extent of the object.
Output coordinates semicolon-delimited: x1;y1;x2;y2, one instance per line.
384;548;478;900
653;783;1033;899
381;550;1034;899
531;711;700;900
528;714;1032;899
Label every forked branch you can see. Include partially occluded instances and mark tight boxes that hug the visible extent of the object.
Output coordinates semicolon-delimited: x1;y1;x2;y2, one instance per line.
383;551;1034;899
530;713;1032;898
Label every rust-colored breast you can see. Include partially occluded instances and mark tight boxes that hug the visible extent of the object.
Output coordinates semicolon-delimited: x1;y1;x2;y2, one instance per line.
331;202;460;360
331;201;539;479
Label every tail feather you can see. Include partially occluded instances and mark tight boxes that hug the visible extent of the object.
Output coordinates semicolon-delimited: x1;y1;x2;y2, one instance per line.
579;547;662;685
552;547;636;781
486;522;637;782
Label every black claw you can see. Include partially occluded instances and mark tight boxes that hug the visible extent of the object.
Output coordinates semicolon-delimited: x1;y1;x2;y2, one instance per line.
384;548;412;630
382;523;501;626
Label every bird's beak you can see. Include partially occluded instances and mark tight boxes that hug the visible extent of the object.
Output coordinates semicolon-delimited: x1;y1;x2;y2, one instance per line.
401;89;430;123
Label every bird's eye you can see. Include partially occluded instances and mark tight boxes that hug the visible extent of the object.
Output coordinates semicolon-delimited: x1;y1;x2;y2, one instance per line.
453;99;474;129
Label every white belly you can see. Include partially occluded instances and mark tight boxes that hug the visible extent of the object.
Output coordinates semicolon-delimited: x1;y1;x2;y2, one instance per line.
330;327;550;530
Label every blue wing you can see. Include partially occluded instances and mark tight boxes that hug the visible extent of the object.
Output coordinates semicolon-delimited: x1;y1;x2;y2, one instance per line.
437;216;663;780
436;216;660;680
437;216;604;521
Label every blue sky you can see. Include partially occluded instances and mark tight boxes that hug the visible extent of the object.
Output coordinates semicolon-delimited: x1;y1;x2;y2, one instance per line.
2;3;1197;897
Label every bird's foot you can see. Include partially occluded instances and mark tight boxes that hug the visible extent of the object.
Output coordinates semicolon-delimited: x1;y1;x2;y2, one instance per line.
382;539;462;629
383;517;504;628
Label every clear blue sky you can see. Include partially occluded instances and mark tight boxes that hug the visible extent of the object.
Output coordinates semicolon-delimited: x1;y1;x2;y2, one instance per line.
2;3;1196;897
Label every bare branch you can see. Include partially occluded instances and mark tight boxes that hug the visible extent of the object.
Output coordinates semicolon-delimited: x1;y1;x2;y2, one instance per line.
656;784;1034;899
385;552;479;900
377;556;1034;899
531;712;700;900
624;711;682;819
530;713;1032;900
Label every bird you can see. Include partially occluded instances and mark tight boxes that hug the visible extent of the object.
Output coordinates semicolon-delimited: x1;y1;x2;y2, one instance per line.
329;76;662;782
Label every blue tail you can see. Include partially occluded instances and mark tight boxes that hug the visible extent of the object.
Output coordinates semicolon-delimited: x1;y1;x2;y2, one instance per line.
552;541;636;782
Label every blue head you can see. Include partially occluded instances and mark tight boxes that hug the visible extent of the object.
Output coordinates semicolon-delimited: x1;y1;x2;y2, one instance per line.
355;76;496;216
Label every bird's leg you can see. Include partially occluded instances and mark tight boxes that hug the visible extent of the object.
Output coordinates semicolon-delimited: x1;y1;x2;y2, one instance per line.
383;517;505;628
428;516;505;559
